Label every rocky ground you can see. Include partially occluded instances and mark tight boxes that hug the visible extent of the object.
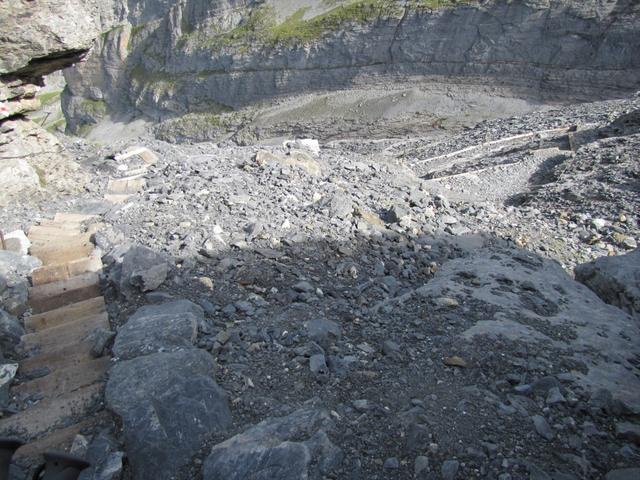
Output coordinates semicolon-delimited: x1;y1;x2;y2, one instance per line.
1;93;640;479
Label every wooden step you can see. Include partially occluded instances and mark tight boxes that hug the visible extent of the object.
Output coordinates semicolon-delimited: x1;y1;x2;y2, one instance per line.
30;254;102;286
28;272;101;314
29;237;95;266
28;225;83;239
30;232;92;249
54;213;97;223
24;296;106;333
104;193;133;204
21;311;109;352
0;383;103;440
13;357;110;400
13;418;97;460
20;340;95;375
107;177;146;194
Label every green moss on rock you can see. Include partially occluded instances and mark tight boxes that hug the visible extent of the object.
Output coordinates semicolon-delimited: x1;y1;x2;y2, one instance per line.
187;0;476;50
81;99;107;117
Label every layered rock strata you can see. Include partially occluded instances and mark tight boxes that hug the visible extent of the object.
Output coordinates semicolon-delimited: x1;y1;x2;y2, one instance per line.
63;0;640;131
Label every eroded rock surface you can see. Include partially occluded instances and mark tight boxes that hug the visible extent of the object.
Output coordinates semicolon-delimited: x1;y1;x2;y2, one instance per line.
112;300;201;359
63;0;640;131
106;349;231;480
202;406;342;480
575;248;640;319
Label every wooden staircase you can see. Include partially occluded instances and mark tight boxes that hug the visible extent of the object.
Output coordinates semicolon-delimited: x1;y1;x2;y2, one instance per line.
0;213;112;460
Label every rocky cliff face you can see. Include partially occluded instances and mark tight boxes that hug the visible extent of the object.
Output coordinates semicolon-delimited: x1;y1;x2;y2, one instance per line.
0;0;122;205
63;0;640;132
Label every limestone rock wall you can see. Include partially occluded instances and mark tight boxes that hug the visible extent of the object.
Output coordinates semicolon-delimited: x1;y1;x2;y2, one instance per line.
62;0;640;131
0;0;122;204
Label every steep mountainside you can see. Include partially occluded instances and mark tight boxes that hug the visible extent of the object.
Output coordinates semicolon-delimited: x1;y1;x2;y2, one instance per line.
62;0;640;133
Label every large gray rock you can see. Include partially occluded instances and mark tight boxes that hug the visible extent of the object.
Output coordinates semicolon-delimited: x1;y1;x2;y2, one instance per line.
0;0;119;76
0;280;28;316
118;245;169;298
106;349;231;480
112;300;201;360
77;430;124;480
411;244;640;413
0;251;41;281
575;249;640;319
202;406;342;480
0;309;25;359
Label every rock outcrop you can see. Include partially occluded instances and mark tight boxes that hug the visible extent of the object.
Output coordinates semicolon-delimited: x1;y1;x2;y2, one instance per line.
106;342;231;480
63;0;640;131
0;0;120;204
202;406;343;480
575;248;640;319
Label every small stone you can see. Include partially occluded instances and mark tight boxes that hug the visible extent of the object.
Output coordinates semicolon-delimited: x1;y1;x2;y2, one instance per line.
546;387;566;405
414;456;429;476
383;457;399;470
305;318;341;349
309;353;329;379
234;300;255;315
293;281;314;293
615;422;640;445
90;327;116;358
592;218;606;230
198;277;214;289
70;434;89;456
0;363;18;409
443;356;468;368
357;342;376;354
353;399;370;412
442;215;458;225
2;230;30;255
441;459;459;480
216;330;231;344
382;340;400;357
532;415;554;440
388;205;411;224
434;297;459;309
605;468;640;480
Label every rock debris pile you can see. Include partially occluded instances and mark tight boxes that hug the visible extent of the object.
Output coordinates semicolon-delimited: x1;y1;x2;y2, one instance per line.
3;94;638;479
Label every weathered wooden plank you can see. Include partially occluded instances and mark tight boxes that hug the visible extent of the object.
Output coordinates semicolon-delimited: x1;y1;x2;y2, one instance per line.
104;193;133;204
28;225;82;239
20;340;94;374
13;356;110;400
24;296;106;333
28;272;101;314
30;255;102;286
0;383;103;440
53;213;97;223
21;312;109;351
13;418;98;460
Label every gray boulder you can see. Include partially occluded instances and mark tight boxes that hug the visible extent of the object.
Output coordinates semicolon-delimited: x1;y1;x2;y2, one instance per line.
0;279;28;316
575;249;640;319
0;308;25;359
118;246;169;298
414;245;640;413
304;318;341;350
112;300;201;360
0;0;118;76
106;349;231;480
0;251;41;281
203;407;342;480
